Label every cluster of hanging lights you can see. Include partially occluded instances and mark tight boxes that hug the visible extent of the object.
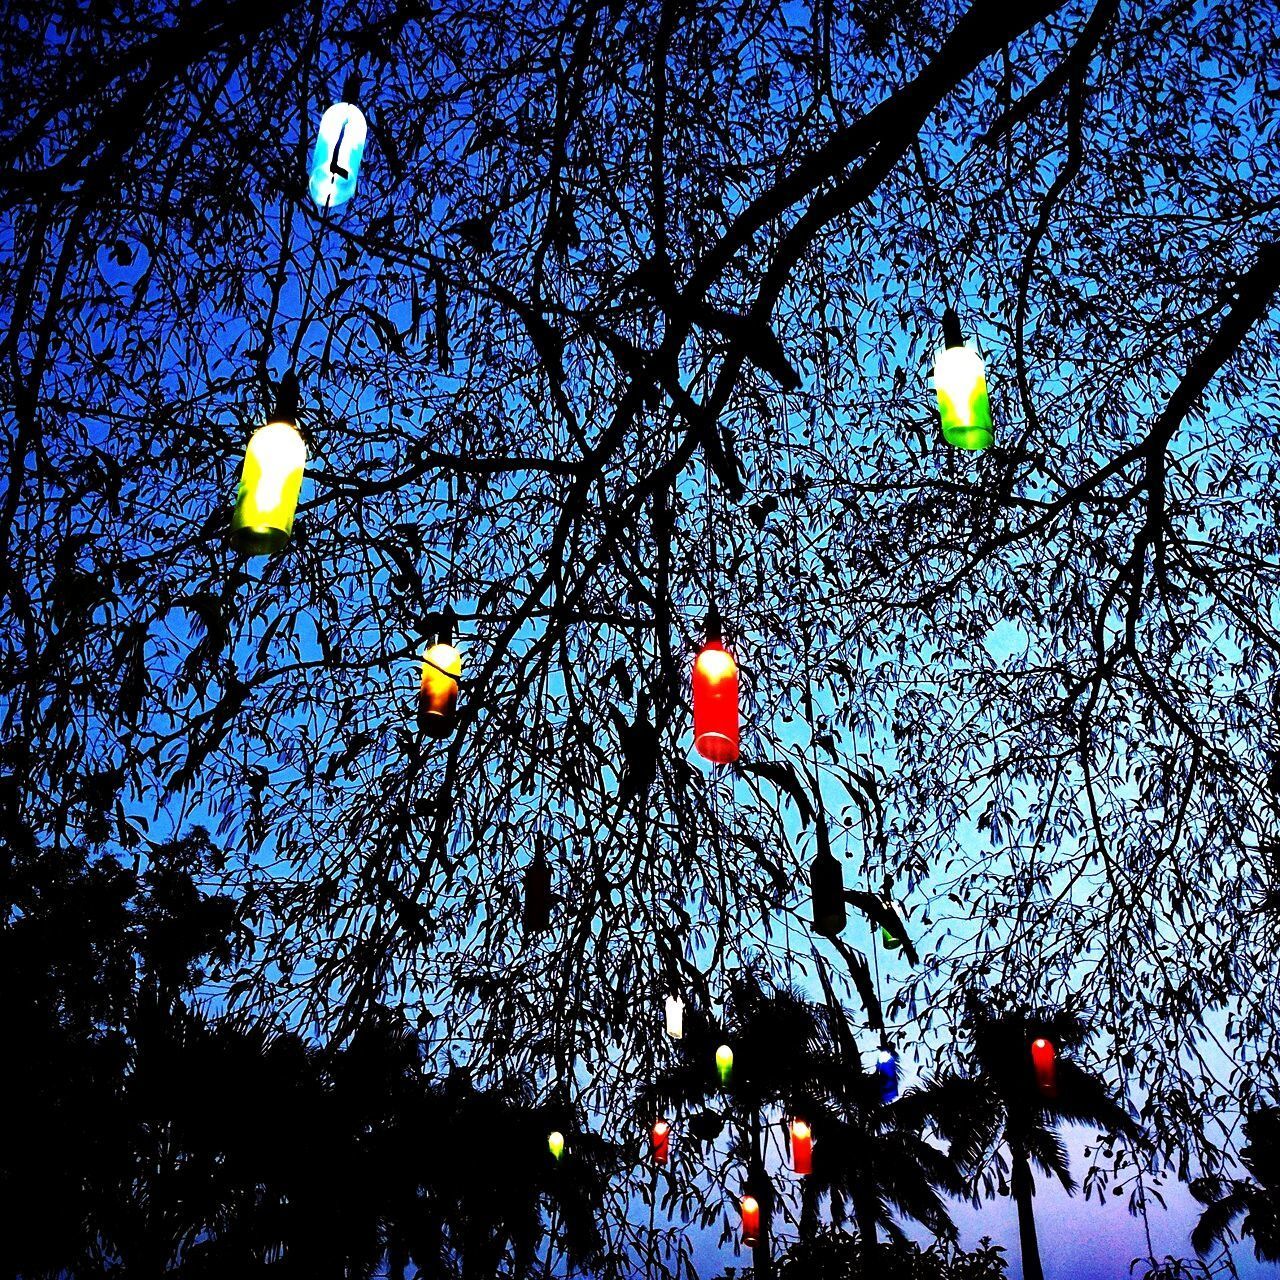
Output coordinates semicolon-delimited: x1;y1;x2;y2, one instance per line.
224;94;1010;1229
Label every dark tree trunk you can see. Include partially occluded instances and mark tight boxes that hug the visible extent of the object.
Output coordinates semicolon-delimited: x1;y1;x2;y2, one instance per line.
854;1189;880;1272
1011;1148;1046;1280
749;1106;773;1280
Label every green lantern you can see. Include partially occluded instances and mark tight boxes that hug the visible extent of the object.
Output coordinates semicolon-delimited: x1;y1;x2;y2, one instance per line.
715;1043;733;1087
231;372;306;555
548;1130;565;1161
934;307;993;450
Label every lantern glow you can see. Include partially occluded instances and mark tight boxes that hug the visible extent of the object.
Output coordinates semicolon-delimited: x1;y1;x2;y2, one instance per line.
740;1195;761;1245
934;308;993;450
876;1048;899;1103
548;1130;565;1161
664;994;684;1040
309;102;368;209
789;1118;812;1175
715;1043;734;1087
419;640;462;737
652;1117;670;1164
810;848;847;937
1031;1037;1058;1097
231;377;306;556
693;622;739;764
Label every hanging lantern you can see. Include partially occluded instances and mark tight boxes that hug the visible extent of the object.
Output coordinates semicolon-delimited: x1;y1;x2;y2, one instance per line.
934;306;993;450
309;93;368;210
664;994;684;1040
548;1130;565;1161
230;373;306;556
875;1048;899;1103
715;1043;734;1087
419;611;462;738
881;899;904;950
652;1117;671;1164
789;1118;812;1175
810;848;847;937
1030;1037;1058;1098
693;606;739;764
523;843;552;936
740;1194;761;1246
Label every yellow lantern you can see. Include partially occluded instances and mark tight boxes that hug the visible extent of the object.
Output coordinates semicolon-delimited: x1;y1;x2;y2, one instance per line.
548;1130;565;1161
419;610;462;737
231;373;306;555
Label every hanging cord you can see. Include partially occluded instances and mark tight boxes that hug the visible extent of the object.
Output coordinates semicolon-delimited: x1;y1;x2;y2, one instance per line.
911;138;955;317
288;192;333;369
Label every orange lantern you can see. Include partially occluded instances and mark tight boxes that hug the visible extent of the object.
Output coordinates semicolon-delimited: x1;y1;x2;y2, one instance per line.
740;1194;761;1245
419;611;461;738
789;1118;812;1175
1030;1037;1058;1097
652;1117;671;1164
693;607;739;764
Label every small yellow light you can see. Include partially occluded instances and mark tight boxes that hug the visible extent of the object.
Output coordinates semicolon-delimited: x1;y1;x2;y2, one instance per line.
548;1130;565;1160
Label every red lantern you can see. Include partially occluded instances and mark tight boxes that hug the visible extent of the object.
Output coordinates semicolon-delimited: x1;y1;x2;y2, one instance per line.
789;1118;812;1175
652;1117;670;1164
1031;1037;1058;1097
740;1194;761;1246
693;610;739;764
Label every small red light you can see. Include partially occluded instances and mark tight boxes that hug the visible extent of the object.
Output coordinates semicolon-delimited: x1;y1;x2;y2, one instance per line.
740;1194;761;1245
652;1118;670;1164
789;1118;812;1175
1030;1037;1058;1097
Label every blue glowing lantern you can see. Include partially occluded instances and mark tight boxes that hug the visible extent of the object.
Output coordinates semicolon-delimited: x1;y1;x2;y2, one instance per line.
309;99;367;210
875;1048;899;1103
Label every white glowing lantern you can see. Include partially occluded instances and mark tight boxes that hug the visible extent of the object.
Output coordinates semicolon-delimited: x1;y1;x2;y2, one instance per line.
664;994;684;1040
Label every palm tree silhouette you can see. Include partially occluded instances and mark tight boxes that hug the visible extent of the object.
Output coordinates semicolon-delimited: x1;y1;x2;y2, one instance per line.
646;971;963;1277
907;998;1140;1280
1191;1103;1280;1262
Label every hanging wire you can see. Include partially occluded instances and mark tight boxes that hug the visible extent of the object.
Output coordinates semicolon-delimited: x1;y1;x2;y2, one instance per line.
288;192;333;369
911;138;955;315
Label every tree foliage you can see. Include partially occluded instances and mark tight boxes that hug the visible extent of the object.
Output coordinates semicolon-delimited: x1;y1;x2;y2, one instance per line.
4;0;1280;1265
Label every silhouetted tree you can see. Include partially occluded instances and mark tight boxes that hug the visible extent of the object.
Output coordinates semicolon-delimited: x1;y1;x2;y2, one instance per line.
1191;1104;1280;1264
907;1000;1140;1280
4;0;1280;1264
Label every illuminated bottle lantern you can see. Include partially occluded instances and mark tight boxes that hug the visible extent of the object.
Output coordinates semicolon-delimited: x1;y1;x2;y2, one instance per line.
548;1130;565;1161
715;1044;734;1087
309;86;367;210
419;611;462;738
789;1118;812;1175
1030;1037;1058;1098
740;1195;761;1246
230;373;306;556
652;1117;671;1164
934;306;994;450
810;848;847;937
881;899;903;950
664;994;684;1040
875;1048;899;1103
693;606;739;764
523;844;552;936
